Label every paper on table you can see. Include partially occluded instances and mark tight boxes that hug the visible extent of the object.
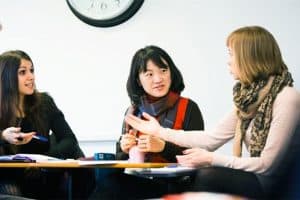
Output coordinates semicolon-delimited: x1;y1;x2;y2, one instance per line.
126;165;196;175
0;154;61;163
16;154;61;161
145;166;196;173
78;160;128;165
0;155;19;162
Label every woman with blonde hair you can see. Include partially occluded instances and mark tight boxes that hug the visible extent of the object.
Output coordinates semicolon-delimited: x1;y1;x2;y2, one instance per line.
126;26;300;199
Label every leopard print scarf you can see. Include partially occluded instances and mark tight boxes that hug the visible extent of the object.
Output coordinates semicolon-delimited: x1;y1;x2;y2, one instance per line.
233;71;293;157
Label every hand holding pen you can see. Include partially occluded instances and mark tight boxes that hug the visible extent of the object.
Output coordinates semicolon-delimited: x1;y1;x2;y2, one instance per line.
1;127;35;145
120;129;138;153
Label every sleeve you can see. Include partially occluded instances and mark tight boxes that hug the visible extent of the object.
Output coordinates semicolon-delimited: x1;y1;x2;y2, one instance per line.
183;99;205;130
115;120;129;160
159;99;205;162
44;94;83;159
115;107;133;160
212;88;300;174
0;131;6;146
162;110;237;150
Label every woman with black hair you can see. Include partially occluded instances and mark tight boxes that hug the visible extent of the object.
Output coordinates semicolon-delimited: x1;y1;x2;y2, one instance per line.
90;45;204;200
116;45;204;163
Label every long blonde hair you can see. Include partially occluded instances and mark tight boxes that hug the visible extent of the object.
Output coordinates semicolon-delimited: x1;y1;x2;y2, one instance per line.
227;26;287;84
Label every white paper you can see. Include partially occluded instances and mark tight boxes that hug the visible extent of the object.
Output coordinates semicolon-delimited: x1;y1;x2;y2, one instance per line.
0;154;61;162
78;160;128;165
14;154;61;161
126;166;196;175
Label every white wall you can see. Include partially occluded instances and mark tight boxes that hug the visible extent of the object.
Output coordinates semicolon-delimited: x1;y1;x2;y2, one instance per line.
0;1;300;153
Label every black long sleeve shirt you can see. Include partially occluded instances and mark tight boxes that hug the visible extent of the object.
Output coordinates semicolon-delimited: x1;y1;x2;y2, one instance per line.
0;93;83;159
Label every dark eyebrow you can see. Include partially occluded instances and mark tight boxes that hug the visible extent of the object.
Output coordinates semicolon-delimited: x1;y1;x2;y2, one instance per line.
18;65;33;70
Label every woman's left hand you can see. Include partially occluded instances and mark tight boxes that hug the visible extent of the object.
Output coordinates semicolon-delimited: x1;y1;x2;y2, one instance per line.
137;134;165;153
176;148;213;168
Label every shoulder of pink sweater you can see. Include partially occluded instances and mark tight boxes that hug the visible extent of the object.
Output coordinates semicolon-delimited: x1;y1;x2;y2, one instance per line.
276;86;300;105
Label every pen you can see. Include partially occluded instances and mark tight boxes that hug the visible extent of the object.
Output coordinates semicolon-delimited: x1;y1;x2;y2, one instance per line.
32;135;48;142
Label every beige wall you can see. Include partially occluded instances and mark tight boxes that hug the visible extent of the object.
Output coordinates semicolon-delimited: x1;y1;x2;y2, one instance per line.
0;0;299;145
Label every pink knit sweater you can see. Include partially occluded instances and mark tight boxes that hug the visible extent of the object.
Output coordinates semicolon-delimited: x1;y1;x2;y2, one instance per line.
161;86;300;175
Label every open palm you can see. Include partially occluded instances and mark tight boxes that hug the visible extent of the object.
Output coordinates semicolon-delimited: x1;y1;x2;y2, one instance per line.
125;112;161;137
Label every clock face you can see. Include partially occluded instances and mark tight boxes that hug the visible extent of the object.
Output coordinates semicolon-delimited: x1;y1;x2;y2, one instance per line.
66;0;144;27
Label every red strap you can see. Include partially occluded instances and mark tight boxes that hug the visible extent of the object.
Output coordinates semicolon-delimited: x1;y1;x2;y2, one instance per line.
148;97;189;163
173;97;189;130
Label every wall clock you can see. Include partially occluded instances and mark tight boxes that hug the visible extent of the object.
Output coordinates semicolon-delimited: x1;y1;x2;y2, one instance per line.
66;0;144;27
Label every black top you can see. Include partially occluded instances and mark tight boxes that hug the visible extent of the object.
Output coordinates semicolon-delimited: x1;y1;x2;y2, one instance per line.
0;93;83;159
116;99;204;162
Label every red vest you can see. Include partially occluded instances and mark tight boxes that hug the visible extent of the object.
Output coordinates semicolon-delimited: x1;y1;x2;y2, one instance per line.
148;97;189;162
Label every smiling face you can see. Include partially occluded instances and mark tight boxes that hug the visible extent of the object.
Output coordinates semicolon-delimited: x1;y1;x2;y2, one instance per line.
18;58;35;98
138;59;171;98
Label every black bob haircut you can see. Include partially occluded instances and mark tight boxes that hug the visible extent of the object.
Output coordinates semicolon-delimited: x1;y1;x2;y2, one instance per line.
126;45;185;106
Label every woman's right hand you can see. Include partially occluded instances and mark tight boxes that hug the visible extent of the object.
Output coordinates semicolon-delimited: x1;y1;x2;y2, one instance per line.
176;148;213;168
120;130;137;153
125;112;163;137
1;127;35;145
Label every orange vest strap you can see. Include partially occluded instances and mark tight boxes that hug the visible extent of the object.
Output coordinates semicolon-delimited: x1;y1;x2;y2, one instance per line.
173;97;189;130
147;97;189;163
